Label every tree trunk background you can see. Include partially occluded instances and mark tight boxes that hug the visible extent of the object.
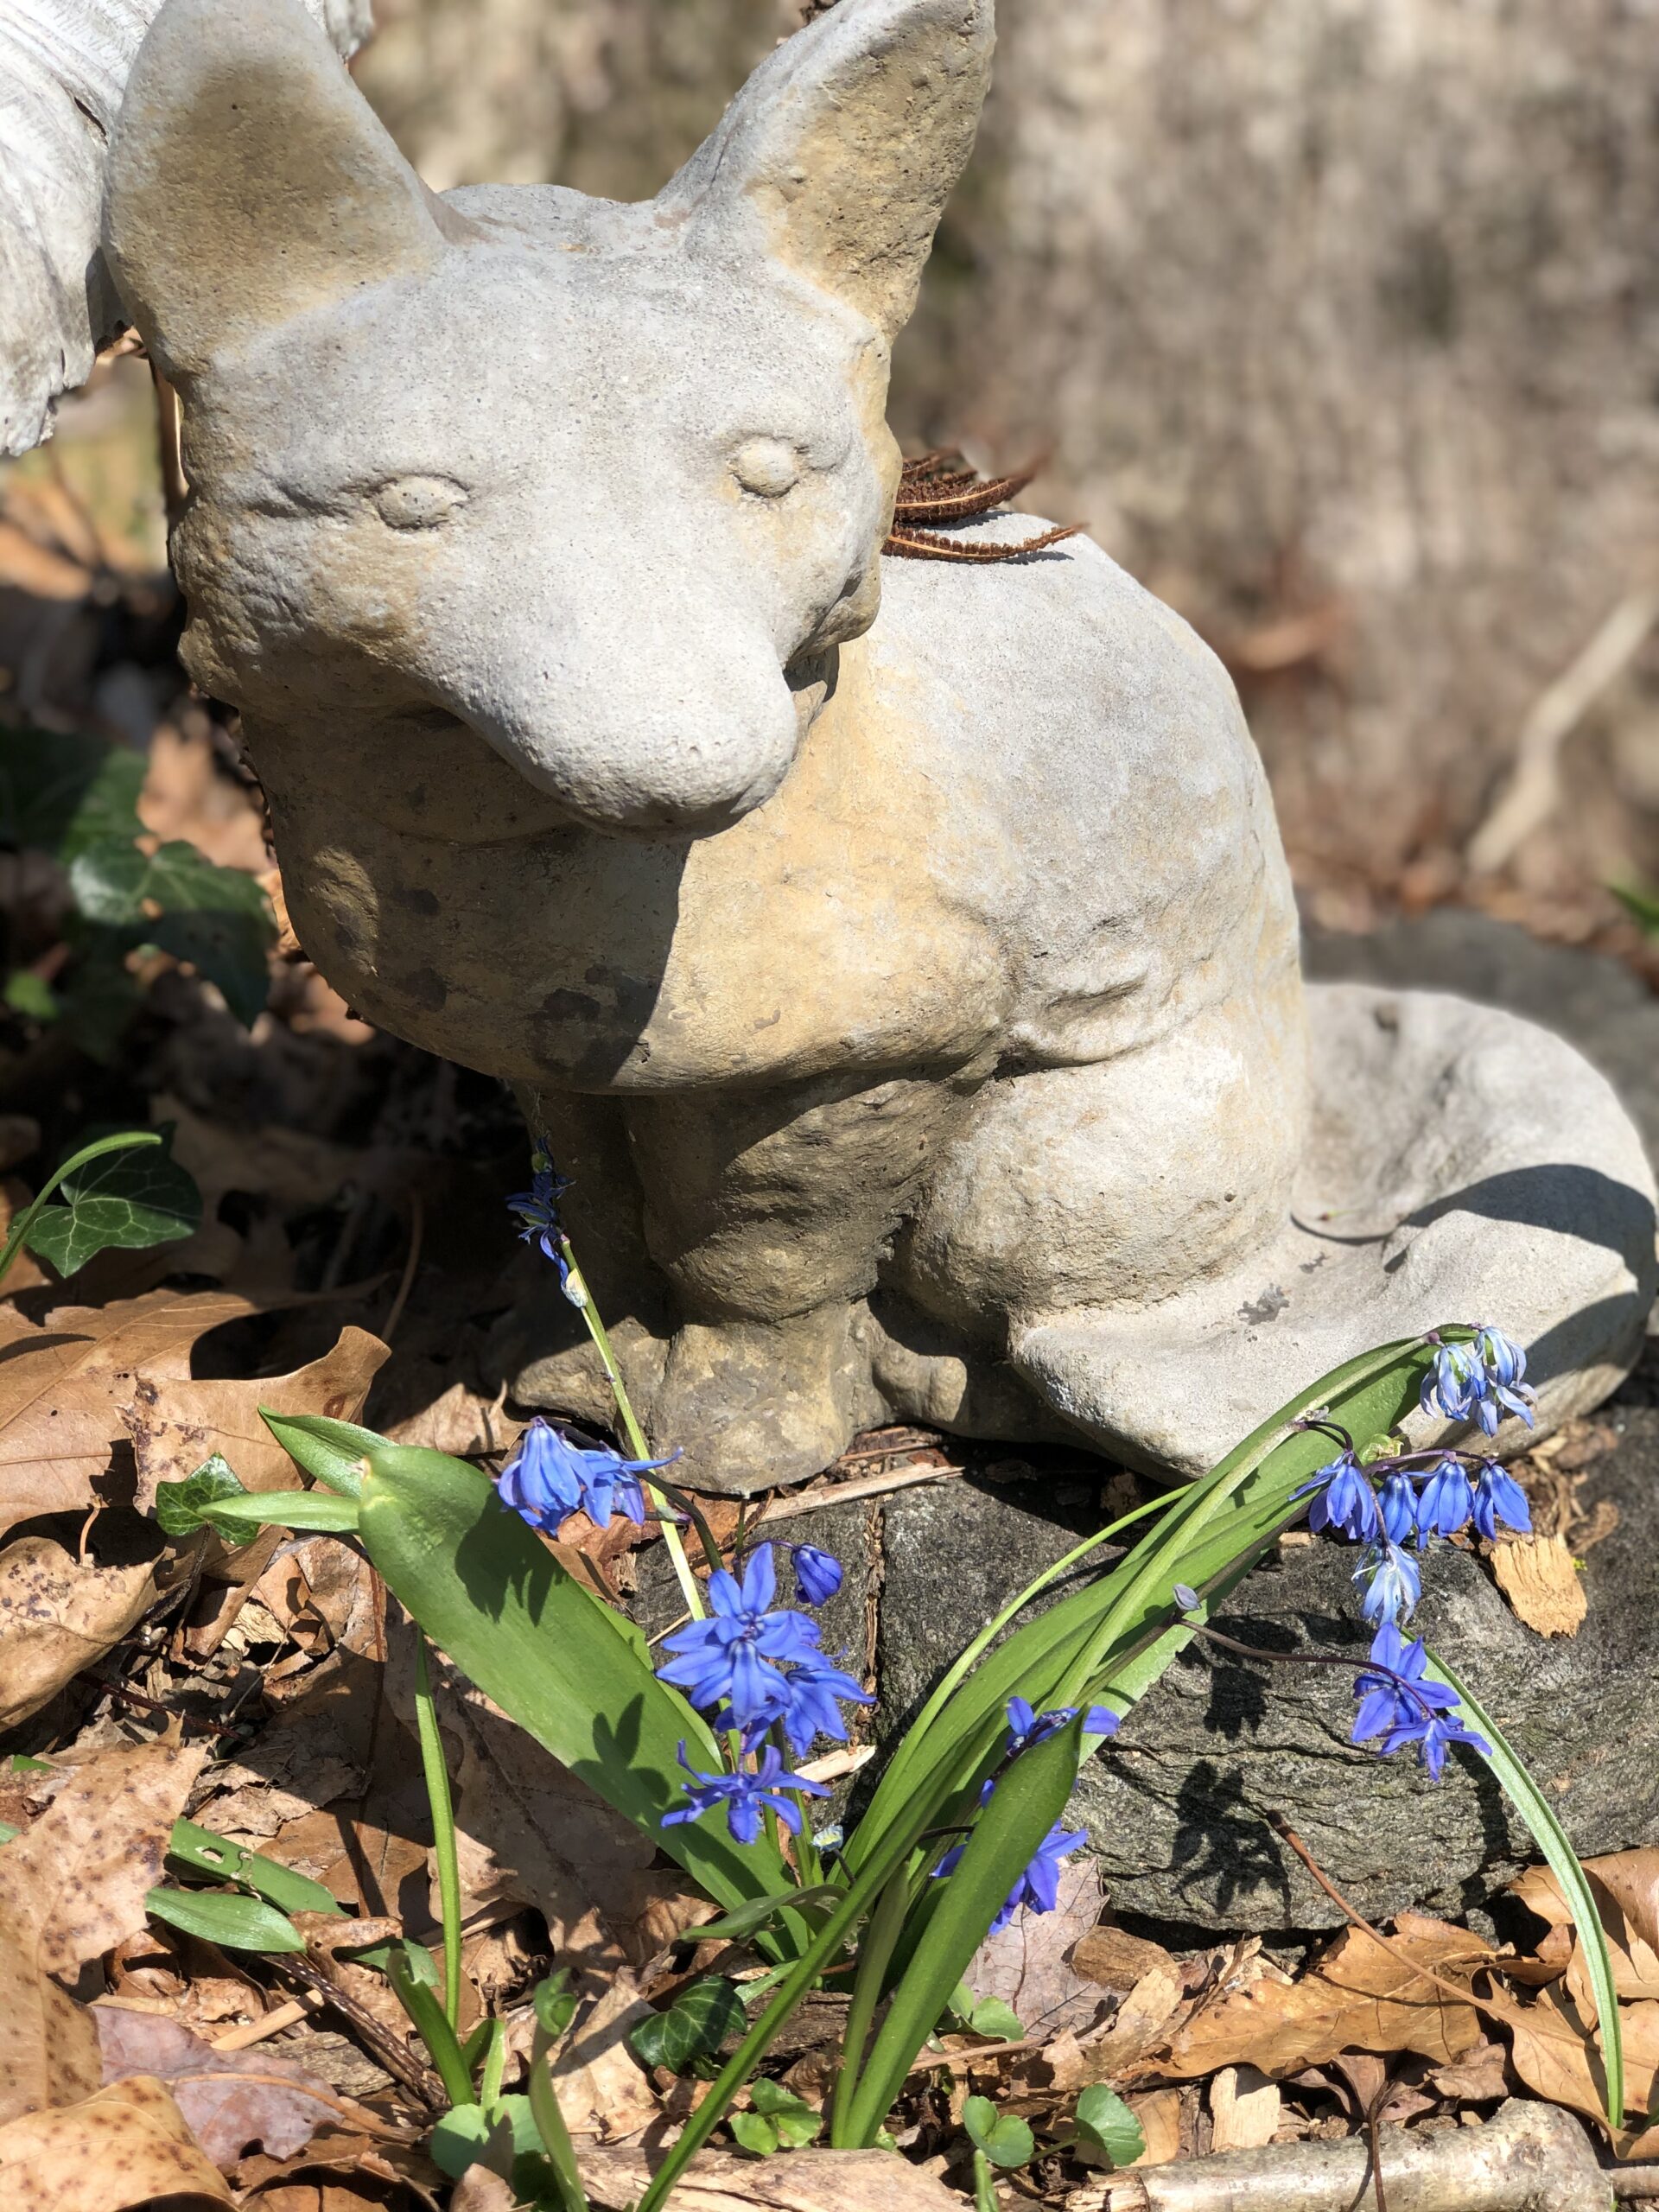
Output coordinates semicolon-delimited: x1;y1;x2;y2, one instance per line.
356;0;1659;917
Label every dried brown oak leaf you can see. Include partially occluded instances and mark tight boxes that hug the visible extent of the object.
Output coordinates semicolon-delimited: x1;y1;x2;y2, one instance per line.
964;1853;1107;2038
0;2074;232;2210
0;1289;258;1536
576;2147;972;2212
0;1740;206;2125
1512;1847;1659;2002
1046;1958;1188;2090
0;1535;160;1728
96;2008;401;2171
1483;1981;1659;2155
1159;1913;1491;2079
122;1323;389;1507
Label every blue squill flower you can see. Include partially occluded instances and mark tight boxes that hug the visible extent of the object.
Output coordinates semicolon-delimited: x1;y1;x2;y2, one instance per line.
1416;1453;1476;1543
656;1546;824;1733
507;1153;584;1306
934;1819;1089;1935
1470;1459;1532;1542
660;1743;828;1846
498;1418;677;1534
1004;1698;1119;1757
1396;1708;1491;1781
1376;1469;1420;1547
1299;1450;1380;1543
1351;1623;1458;1745
1421;1326;1535;1435
1356;1540;1421;1625
791;1545;843;1606
766;1650;874;1757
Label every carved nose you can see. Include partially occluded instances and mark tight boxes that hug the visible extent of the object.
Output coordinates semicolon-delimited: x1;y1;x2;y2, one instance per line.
430;635;802;835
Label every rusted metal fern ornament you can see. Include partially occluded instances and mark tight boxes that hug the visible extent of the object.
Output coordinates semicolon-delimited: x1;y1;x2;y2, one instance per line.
882;449;1084;563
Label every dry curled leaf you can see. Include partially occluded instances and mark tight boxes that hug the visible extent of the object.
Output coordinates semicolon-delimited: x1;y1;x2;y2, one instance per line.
96;2008;399;2171
1046;1959;1187;2091
0;1535;159;1729
1512;1848;1659;2002
1160;1914;1490;2080
0;2074;232;2210
122;1324;389;1506
576;2146;974;2212
0;1290;258;1537
1483;1982;1659;2154
1072;1923;1177;1996
0;1742;206;2125
1491;1531;1587;1637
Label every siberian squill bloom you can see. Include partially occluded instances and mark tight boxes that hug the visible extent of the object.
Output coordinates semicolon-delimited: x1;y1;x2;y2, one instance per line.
1421;1325;1535;1435
1377;1468;1420;1547
1415;1452;1476;1543
935;1819;1090;1936
791;1544;843;1606
1299;1449;1381;1543
507;1152;584;1306
655;1546;822;1732
1356;1539;1421;1625
660;1743;829;1846
1349;1623;1488;1778
1004;1697;1120;1756
1470;1459;1531;1542
498;1418;677;1533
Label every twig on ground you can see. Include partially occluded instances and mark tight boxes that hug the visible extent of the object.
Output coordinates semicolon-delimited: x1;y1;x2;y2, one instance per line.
210;1992;325;2050
756;1458;971;1523
269;1951;448;2111
380;1190;423;1344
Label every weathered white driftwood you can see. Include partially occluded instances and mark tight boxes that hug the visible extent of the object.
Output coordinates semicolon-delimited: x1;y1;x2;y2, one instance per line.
0;0;371;454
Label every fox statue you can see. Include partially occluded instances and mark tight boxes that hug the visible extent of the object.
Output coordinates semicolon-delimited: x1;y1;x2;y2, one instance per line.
89;0;1654;1489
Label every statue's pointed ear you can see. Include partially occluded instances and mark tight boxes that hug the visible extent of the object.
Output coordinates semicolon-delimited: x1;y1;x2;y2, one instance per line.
105;0;454;379
658;0;993;343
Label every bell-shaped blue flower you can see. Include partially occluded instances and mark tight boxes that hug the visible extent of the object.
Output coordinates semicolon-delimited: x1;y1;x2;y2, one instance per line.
498;1418;677;1535
507;1154;583;1303
791;1545;843;1607
1356;1539;1421;1625
1416;1452;1476;1542
656;1546;826;1734
660;1743;828;1846
1003;1698;1119;1757
1421;1325;1535;1435
1376;1469;1420;1547
1299;1450;1380;1543
933;1820;1089;1935
1469;1459;1531;1542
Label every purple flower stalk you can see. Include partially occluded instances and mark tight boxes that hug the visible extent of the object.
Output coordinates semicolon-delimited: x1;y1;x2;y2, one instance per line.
507;1151;584;1306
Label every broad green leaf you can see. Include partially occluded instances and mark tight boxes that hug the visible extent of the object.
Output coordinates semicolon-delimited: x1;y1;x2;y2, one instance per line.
963;1995;1024;2042
22;1127;200;1278
842;1719;1085;2147
58;946;143;1060
167;1818;343;1916
4;970;56;1021
963;2096;1034;2168
144;1885;307;1953
729;2113;781;2156
154;1456;248;1540
1073;2084;1144;2170
1424;1648;1624;2130
355;1442;782;1910
0;729;144;858
259;1408;381;1497
67;841;149;923
533;1971;578;2040
67;836;274;1027
430;2099;542;2178
630;1977;746;2073
749;2078;822;2146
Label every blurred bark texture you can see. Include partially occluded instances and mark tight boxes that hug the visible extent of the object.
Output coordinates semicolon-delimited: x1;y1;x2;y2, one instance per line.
358;0;1659;906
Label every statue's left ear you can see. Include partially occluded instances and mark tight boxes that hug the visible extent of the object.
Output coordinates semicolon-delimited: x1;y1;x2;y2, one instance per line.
657;0;994;344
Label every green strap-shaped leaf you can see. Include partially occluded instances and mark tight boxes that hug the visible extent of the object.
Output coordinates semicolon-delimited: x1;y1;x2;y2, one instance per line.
354;1442;784;1910
841;1718;1084;2146
168;1819;343;1916
259;1409;381;1497
1424;1647;1624;2130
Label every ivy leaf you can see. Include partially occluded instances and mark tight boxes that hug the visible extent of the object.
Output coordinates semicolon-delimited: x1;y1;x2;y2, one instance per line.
0;728;144;859
629;1977;745;2075
154;1456;249;1541
23;1128;201;1279
963;2096;1035;2169
67;838;275;1027
1073;2084;1145;2170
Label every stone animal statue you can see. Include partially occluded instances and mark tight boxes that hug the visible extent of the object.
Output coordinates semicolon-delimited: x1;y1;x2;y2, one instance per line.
0;0;371;456
92;0;1654;1490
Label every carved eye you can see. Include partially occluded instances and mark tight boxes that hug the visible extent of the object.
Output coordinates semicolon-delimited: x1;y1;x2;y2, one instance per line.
372;476;468;530
732;439;803;499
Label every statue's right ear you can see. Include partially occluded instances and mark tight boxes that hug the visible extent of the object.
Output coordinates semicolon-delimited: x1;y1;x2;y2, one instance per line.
105;0;457;379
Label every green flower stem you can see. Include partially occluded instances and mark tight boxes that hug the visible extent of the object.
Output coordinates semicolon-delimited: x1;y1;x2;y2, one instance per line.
413;1635;465;2031
529;2024;589;2212
557;1237;705;1624
0;1129;159;1290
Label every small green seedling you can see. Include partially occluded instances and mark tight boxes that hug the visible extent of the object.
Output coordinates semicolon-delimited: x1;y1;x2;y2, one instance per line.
963;2095;1035;2169
729;2078;823;2156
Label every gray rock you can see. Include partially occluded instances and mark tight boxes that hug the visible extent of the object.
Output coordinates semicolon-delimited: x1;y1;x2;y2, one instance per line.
873;1402;1659;1934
